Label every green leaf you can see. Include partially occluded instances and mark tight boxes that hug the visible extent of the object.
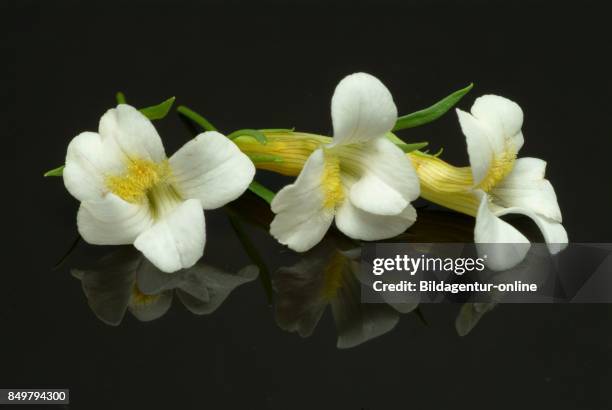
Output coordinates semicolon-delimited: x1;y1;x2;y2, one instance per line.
248;180;275;205
44;165;64;177
393;83;473;131
176;105;218;131
227;129;268;145
396;141;429;153
116;91;127;104
139;96;176;120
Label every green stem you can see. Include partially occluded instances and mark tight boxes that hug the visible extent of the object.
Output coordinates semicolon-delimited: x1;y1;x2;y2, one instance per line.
248;180;275;205
177;105;218;131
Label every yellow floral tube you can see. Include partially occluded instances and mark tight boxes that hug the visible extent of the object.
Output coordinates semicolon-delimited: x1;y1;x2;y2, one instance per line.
234;131;480;217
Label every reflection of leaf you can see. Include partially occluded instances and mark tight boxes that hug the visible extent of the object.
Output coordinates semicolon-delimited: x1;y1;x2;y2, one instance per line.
393;83;473;131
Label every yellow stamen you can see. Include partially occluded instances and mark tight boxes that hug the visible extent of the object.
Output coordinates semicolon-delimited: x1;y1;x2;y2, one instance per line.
476;149;516;192
321;149;344;209
106;158;172;203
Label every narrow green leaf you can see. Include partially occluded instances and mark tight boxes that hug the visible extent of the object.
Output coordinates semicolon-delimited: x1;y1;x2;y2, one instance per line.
227;129;268;145
116;91;127;104
176;105;218;131
248;180;275;205
393;83;473;131
139;96;176;120
44;165;65;177
249;154;284;163
396;141;429;153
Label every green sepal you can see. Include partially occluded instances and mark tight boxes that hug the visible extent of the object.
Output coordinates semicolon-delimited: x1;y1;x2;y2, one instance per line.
115;91;127;104
139;97;176;120
176;105;218;132
396;141;429;153
393;83;473;131
44;165;65;177
259;128;295;133
249;154;284;163
227;129;268;145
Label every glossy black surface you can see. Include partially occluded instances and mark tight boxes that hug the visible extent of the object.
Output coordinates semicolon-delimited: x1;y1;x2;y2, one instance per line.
8;1;612;409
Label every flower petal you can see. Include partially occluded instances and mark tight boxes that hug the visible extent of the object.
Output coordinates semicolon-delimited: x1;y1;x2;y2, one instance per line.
473;192;531;271
270;149;335;252
77;193;154;245
128;290;173;322
71;248;141;326
63;131;125;201
457;95;524;186
331;72;397;146
98;104;166;162
169;131;255;209
331;270;399;349
335;201;417;241
177;265;258;315
344;138;420;215
456;109;495;186
134;199;205;273
471;94;524;152
492;157;562;222
495;206;568;254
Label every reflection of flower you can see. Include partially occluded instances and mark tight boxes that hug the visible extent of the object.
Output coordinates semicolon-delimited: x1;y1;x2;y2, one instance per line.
273;238;403;348
270;73;420;252
72;248;258;325
64;104;255;273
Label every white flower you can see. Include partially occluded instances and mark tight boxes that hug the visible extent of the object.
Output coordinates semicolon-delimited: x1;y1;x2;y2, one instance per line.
270;73;420;252
456;95;568;270
63;104;255;273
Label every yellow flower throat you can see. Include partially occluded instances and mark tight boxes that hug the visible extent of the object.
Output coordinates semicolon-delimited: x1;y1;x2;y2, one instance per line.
105;158;182;218
476;149;517;192
321;150;344;210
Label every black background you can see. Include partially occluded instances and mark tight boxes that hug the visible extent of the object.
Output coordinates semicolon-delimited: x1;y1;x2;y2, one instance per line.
6;1;612;409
